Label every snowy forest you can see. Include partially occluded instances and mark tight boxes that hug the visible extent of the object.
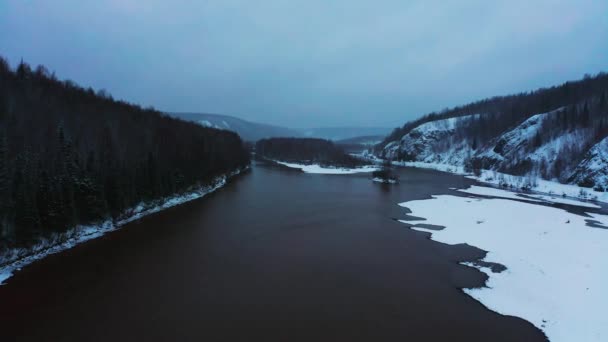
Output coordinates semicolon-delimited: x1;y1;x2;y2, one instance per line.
377;73;608;187
256;137;364;168
0;57;250;250
378;73;608;151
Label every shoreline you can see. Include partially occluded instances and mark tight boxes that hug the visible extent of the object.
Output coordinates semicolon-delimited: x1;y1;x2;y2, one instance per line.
398;185;608;342
0;167;248;285
358;154;607;206
269;159;379;174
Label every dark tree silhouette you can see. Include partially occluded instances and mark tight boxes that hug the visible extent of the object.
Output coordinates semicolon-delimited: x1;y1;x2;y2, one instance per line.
0;56;250;251
256;138;365;168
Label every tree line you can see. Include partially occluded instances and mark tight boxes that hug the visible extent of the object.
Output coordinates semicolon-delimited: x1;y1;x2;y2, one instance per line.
377;72;608;153
0;57;250;250
256;137;364;168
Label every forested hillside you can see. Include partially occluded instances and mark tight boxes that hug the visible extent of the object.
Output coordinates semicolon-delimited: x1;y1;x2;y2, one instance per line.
0;57;250;250
256;138;364;168
377;73;608;151
376;73;608;190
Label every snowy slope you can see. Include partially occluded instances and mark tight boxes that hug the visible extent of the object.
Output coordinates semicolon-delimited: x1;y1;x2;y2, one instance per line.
169;112;301;141
476;113;548;166
379;109;606;189
382;115;476;163
570;137;608;190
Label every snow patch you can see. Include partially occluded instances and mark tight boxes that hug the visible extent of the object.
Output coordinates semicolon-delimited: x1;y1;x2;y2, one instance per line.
274;161;378;174
398;194;608;342
526;194;601;209
366;154;608;205
372;177;398;184
458;185;544;202
458;185;601;208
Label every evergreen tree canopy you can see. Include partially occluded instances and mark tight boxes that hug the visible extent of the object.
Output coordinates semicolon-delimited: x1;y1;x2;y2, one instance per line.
0;56;250;249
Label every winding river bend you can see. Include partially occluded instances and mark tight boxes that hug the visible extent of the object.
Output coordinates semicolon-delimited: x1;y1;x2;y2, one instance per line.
0;161;546;341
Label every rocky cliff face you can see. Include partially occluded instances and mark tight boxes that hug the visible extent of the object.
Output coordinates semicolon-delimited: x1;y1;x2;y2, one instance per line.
382;116;475;164
569;137;608;190
378;109;608;190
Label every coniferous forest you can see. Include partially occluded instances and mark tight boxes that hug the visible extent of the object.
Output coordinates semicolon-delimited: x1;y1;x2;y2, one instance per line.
375;73;608;185
0;57;250;251
256;137;365;168
377;73;608;153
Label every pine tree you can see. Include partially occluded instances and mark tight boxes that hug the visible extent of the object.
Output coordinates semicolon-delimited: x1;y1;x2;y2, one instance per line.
36;163;52;232
580;102;591;128
600;91;607;109
0;131;8;204
0;131;10;240
13;152;40;244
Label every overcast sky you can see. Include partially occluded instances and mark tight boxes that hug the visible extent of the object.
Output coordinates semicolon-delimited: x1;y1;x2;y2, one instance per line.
1;1;607;128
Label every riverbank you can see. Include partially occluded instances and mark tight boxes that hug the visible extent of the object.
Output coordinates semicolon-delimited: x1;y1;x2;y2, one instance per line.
398;185;608;342
0;163;546;342
359;154;607;206
272;160;378;174
0;167;248;285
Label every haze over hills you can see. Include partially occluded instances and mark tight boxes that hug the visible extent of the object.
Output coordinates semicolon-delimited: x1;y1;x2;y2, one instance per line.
168;112;301;142
299;127;391;141
169;112;391;142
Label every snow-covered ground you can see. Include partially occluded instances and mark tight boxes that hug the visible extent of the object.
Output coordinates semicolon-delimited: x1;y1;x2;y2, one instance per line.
524;193;601;209
0;168;247;285
274;161;378;174
380;157;608;205
377;108;608;194
359;151;608;204
459;185;601;208
399;186;608;342
457;185;544;203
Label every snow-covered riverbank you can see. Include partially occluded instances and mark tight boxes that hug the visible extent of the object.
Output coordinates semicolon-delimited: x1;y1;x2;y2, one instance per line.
359;153;608;205
0;168;247;285
273;160;378;174
400;161;607;204
399;185;608;342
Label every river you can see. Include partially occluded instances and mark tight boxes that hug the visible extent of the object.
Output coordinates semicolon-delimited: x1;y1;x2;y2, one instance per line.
0;161;546;341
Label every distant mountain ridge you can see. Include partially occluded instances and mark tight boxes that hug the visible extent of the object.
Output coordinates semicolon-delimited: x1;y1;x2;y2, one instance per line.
168;112;301;142
299;127;391;141
376;73;608;191
168;112;392;142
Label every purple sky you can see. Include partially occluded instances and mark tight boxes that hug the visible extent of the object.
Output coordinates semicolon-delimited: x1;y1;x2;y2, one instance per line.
1;0;607;127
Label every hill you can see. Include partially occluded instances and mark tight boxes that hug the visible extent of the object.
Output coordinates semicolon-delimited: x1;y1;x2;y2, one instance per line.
168;112;301;142
170;112;392;142
376;73;608;191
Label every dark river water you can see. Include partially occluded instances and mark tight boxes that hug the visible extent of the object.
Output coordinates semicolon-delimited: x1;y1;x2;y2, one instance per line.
0;162;547;341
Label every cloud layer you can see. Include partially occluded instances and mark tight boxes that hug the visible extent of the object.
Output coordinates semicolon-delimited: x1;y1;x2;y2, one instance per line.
1;0;606;127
